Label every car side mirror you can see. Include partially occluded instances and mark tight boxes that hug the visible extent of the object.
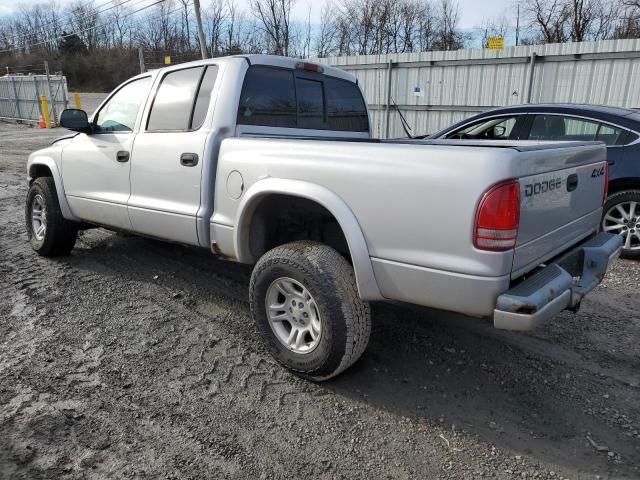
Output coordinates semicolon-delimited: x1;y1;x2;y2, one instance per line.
59;109;91;133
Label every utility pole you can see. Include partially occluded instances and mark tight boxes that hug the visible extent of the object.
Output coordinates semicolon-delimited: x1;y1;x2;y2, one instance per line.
44;60;56;125
138;47;146;73
515;3;520;47
193;0;208;59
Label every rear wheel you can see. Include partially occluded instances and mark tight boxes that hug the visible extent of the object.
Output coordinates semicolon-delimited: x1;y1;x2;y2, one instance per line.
249;241;371;381
602;190;640;259
25;177;78;256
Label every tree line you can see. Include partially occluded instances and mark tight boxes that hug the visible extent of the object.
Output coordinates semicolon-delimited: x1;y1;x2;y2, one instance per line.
0;0;638;90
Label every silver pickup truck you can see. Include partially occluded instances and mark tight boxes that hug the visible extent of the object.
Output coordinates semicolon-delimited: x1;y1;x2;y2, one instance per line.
26;55;622;380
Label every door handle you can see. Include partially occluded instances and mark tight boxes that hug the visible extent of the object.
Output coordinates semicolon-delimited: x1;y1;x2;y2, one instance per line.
567;173;579;192
116;150;129;163
180;153;199;167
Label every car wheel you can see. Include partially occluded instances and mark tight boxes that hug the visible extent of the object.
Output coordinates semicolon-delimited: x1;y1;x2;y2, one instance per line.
602;190;640;259
249;241;371;381
25;177;79;256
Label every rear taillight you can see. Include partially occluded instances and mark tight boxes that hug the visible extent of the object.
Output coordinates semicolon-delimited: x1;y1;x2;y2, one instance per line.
474;180;520;251
603;162;609;204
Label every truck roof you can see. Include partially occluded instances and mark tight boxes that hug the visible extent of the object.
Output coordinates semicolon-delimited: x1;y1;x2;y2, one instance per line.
134;54;357;84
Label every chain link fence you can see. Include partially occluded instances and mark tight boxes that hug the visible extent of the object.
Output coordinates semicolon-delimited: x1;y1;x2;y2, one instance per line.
0;74;69;124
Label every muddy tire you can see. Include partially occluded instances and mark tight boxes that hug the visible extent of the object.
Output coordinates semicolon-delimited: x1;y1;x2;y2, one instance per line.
249;241;371;381
25;177;78;256
602;190;640;259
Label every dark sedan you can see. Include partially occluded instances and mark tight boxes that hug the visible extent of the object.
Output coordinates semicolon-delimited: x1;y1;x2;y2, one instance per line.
430;104;640;258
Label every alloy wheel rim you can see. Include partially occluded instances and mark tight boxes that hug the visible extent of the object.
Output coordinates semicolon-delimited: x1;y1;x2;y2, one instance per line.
602;201;640;250
265;277;322;354
31;194;47;241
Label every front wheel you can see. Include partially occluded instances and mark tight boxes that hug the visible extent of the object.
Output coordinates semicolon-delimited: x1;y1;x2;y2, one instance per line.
602;190;640;259
249;241;371;381
25;177;78;256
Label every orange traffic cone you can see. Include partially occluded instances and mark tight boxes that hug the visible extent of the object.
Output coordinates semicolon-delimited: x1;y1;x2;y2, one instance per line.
38;115;46;129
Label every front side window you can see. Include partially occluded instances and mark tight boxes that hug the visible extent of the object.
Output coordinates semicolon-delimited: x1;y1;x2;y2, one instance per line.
94;76;152;133
448;116;517;140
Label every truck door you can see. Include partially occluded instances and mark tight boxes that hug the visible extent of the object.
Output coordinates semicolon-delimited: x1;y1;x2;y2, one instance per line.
61;76;152;229
128;65;218;245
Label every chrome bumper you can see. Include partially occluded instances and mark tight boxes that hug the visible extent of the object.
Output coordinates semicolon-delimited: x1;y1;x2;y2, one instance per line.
493;232;623;331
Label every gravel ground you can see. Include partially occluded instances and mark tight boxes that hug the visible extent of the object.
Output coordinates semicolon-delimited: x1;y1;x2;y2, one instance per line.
1;122;639;479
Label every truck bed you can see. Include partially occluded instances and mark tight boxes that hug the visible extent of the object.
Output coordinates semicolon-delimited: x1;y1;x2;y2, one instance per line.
213;136;607;316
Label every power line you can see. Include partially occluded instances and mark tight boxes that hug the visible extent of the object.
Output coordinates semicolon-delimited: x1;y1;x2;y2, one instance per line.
0;0;167;54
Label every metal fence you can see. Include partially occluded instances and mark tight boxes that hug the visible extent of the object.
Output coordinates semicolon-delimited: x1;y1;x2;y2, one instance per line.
0;74;69;123
317;38;640;138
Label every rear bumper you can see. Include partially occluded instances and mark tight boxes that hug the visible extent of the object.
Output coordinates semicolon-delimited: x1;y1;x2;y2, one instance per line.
493;232;623;331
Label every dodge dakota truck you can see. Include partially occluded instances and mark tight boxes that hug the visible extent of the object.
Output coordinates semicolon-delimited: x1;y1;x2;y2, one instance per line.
25;55;622;380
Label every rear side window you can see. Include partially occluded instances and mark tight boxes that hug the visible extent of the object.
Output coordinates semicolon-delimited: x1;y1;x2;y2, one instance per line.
147;65;217;131
529;115;635;146
191;66;219;130
237;66;296;128
237;66;368;132
529;115;599;141
148;67;203;131
595;124;628;146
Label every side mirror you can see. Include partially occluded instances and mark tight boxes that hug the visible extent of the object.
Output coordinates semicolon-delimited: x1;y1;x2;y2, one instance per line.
59;109;91;133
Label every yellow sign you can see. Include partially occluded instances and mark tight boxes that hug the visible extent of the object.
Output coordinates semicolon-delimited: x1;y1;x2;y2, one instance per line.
164;55;171;65
488;36;505;50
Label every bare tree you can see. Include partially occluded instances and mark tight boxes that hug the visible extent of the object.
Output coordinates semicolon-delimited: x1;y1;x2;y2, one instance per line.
523;0;571;42
251;0;294;56
204;0;226;56
614;0;640;37
109;0;133;48
178;0;192;51
434;0;466;50
316;1;339;57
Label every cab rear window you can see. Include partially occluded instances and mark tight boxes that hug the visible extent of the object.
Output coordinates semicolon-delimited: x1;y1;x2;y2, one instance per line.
237;65;369;132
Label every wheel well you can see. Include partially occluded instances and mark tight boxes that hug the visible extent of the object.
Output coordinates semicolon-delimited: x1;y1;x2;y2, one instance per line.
247;194;351;263
608;178;640;195
29;164;53;183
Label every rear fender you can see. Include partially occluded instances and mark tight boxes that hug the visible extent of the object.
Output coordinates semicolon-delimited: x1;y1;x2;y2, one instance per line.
235;178;383;301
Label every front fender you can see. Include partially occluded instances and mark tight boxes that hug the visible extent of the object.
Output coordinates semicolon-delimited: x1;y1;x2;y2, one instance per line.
27;155;79;222
234;178;383;301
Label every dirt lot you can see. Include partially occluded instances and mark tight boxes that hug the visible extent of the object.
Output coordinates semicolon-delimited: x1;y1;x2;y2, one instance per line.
1;122;639;479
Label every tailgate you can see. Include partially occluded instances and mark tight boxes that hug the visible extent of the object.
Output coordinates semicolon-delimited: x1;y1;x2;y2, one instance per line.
512;143;607;277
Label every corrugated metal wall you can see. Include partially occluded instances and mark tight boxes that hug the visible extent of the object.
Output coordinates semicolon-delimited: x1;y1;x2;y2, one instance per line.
0;75;68;123
317;39;640;138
